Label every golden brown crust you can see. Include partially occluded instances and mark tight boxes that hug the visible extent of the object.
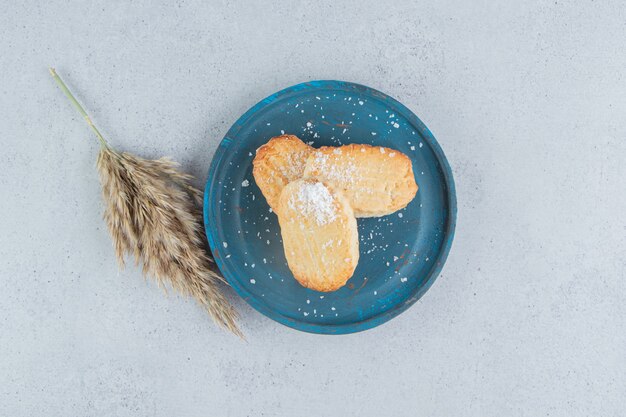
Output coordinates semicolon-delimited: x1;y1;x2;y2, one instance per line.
276;179;359;292
303;144;418;217
252;135;313;212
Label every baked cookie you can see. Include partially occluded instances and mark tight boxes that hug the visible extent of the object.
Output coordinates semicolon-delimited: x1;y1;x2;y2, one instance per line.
303;144;418;217
252;135;313;212
277;179;359;292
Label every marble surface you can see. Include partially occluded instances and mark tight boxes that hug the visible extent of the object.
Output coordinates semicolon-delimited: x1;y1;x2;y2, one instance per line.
1;1;625;416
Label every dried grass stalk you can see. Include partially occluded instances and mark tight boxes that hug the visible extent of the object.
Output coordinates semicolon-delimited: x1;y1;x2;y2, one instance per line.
50;68;242;337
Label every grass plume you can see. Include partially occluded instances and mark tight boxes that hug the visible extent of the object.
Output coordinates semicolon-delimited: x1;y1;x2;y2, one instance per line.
50;68;242;337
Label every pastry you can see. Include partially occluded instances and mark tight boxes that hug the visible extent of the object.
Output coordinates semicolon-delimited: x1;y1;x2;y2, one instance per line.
276;179;359;292
303;144;418;217
252;135;313;212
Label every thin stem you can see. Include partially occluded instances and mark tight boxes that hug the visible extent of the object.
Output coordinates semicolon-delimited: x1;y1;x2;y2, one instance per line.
49;68;109;148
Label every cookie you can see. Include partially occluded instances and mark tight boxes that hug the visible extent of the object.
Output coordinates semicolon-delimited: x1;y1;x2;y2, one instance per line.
303;144;418;217
276;179;359;292
252;135;313;212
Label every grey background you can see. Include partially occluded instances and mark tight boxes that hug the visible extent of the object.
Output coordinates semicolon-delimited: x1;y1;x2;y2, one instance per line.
1;1;625;416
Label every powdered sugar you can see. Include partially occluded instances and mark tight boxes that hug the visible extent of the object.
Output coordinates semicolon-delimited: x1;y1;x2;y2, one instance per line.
288;181;337;225
310;151;357;185
278;148;310;179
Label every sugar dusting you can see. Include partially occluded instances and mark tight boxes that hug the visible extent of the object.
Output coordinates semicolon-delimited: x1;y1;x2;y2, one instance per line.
310;151;357;185
278;148;310;179
288;181;337;225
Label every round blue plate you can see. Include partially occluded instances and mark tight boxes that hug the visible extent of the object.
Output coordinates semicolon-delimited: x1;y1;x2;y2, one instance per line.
204;81;456;334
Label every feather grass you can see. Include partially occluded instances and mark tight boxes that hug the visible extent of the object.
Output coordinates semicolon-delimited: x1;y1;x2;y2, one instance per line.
50;68;242;337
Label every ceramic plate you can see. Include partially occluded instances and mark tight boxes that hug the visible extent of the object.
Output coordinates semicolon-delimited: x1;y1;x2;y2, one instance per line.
204;81;456;334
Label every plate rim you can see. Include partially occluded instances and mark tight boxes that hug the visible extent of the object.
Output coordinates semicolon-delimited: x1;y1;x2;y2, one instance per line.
204;80;457;335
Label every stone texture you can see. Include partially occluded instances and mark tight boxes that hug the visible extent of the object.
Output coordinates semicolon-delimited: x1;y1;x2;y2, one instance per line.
1;1;625;415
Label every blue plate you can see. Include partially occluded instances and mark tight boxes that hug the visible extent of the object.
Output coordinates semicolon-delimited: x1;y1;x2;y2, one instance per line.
204;81;456;334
